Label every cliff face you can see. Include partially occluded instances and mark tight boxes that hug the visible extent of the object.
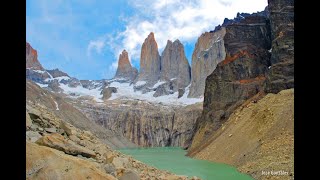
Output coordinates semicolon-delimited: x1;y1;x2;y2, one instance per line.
189;14;272;151
73;99;203;147
160;40;191;90
265;0;294;93
137;32;161;85
114;50;138;82
188;1;294;178
188;28;226;98
26;42;44;71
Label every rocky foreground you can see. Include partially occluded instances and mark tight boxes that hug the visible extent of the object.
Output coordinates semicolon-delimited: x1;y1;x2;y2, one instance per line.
26;100;201;180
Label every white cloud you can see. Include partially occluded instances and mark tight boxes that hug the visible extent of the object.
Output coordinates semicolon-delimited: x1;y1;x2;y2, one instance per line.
106;0;267;70
87;39;105;56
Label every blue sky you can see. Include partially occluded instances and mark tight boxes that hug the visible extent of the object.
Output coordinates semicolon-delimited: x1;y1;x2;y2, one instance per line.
27;0;267;80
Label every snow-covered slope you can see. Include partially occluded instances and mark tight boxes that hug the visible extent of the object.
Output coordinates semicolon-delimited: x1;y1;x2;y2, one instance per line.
107;80;203;106
28;67;203;106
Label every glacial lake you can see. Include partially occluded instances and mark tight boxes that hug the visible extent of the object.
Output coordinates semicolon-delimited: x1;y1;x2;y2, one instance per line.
118;147;253;180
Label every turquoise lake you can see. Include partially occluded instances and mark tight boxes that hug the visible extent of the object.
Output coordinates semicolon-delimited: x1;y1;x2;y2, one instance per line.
119;147;253;180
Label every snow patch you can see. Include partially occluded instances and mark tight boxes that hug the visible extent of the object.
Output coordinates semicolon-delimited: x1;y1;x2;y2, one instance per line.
152;81;166;89
135;81;147;86
268;48;272;53
54;101;59;110
108;81;203;106
45;76;70;82
170;78;177;81
36;83;48;88
59;83;103;103
32;70;46;74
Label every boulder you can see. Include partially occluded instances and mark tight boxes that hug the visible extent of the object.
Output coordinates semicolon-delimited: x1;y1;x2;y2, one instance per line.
59;121;77;136
26;131;42;143
119;170;140;180
26;142;116;180
178;88;185;98
35;133;96;158
112;157;130;169
26;112;32;129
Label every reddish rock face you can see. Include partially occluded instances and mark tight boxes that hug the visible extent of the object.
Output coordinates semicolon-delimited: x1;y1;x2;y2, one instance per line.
26;42;44;71
189;12;272;151
114;50;138;81
137;32;161;84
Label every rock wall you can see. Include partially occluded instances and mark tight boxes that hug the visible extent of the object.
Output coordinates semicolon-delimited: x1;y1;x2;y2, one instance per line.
160;40;191;90
188;28;226;98
265;0;294;93
189;13;272;151
73;100;203;148
136;32;161;85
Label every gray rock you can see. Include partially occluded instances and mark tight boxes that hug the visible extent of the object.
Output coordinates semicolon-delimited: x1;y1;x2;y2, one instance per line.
26;131;42;142
188;28;226;98
178;88;185;98
160;39;191;91
112;157;129;169
101;87;117;100
45;127;57;133
153;83;172;97
103;163;116;174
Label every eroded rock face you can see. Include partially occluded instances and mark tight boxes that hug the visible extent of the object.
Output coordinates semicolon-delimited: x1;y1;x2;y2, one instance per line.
26;42;44;71
189;13;272;151
264;0;294;93
160;40;191;90
73;99;203;147
137;32;161;85
188;28;226;98
114;50;138;82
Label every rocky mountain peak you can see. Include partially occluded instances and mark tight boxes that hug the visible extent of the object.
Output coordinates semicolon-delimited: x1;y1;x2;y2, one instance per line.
46;68;70;78
118;50;130;68
26;42;44;71
114;49;138;81
136;32;161;84
188;28;226;98
160;38;191;91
